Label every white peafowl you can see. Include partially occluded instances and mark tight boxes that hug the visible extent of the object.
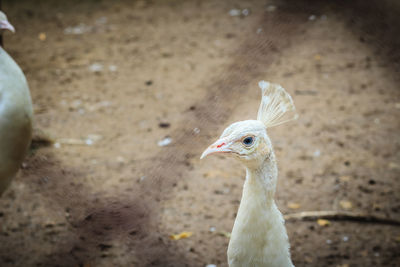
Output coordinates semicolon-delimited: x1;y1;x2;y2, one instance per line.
201;81;297;267
0;11;33;195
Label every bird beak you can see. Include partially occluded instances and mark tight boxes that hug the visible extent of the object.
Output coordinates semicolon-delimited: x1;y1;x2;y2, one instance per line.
0;20;15;33
200;139;232;159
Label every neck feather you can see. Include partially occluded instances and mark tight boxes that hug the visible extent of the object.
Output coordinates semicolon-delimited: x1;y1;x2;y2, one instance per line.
245;152;278;202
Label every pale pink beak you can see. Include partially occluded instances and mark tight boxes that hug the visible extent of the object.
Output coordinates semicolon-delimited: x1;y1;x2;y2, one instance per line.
200;138;232;159
0;20;15;33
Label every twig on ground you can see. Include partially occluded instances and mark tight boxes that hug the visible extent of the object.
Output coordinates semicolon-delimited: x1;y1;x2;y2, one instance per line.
284;211;400;226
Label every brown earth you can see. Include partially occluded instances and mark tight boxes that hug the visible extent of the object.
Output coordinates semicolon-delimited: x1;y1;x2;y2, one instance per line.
0;0;399;266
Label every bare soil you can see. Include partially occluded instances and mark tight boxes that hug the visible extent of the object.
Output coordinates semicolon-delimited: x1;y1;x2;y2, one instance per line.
1;0;399;266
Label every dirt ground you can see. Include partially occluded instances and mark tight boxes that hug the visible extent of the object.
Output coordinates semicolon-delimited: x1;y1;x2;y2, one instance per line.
0;0;399;266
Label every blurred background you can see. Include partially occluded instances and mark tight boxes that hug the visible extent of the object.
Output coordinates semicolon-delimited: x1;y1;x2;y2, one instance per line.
0;0;399;266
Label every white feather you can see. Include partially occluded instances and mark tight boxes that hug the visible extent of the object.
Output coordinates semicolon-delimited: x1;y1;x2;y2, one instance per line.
256;81;298;128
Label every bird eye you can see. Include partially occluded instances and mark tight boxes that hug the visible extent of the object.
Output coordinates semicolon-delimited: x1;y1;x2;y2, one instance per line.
242;136;254;146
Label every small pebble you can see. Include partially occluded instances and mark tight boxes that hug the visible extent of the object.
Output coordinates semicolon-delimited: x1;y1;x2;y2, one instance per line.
116;156;125;163
89;63;103;72
158;122;171;128
85;139;94;145
86;134;102;145
229;9;241;16
109;65;118;72
71;99;82;109
313;149;321;157
95;16;108;25
309;15;316;21
266;5;276;12
64;23;92;35
158;137;172;147
242;9;250;16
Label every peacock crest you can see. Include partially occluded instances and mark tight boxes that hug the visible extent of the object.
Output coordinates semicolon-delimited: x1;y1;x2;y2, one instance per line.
256;81;298;128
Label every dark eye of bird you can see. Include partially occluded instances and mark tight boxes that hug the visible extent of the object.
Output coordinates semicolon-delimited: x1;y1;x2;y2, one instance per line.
242;136;254;146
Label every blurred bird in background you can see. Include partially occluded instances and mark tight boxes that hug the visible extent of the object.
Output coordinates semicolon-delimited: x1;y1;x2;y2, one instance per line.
0;11;33;195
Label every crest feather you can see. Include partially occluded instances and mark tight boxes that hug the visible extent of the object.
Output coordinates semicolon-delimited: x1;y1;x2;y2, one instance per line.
256;81;298;128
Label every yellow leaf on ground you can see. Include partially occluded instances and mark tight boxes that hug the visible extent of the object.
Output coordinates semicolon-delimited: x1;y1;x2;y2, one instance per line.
339;200;353;210
169;231;193;240
388;162;400;170
287;202;301;209
217;231;231;238
317;219;330;226
38;32;46;41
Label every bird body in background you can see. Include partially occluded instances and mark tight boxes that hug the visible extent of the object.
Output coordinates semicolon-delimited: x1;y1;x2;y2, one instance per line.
201;81;297;266
0;11;33;195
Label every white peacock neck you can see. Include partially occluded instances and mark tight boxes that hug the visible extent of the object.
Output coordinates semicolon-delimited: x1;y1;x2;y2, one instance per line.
228;148;293;267
244;149;278;204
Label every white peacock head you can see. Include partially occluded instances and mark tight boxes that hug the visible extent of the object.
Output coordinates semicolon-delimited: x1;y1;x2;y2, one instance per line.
201;81;297;167
0;11;15;33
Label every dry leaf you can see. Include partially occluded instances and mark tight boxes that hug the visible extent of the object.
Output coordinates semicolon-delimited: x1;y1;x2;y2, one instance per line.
38;32;46;41
304;256;313;263
360;250;368;257
314;54;321;60
339;200;353;210
339;175;351;182
203;170;230;179
366;159;376;168
169;231;193;240
388;162;400;170
317;219;330;226
217;231;231;238
287;202;301;209
372;203;382;210
336;264;349;267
